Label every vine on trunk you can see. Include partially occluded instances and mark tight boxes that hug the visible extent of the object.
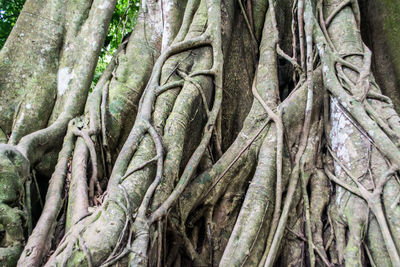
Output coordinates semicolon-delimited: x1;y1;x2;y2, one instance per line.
0;0;399;266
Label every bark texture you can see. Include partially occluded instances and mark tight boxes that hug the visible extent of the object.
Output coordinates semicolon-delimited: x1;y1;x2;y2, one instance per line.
0;0;400;266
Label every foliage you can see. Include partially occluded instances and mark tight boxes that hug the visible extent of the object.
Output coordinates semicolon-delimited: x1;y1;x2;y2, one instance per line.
92;0;140;86
107;0;140;55
0;0;25;49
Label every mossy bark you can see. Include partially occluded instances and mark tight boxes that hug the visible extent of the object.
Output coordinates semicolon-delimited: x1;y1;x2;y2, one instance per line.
1;0;400;266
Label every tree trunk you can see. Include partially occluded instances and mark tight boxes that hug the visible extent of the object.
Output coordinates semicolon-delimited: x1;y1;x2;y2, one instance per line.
0;0;399;266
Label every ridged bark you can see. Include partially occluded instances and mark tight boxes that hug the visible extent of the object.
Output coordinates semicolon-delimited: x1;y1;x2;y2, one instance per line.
0;0;399;266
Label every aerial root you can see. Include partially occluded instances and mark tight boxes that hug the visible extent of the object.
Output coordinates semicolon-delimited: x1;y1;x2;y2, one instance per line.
238;0;258;46
72;128;102;204
325;0;351;26
17;121;76;267
324;153;400;265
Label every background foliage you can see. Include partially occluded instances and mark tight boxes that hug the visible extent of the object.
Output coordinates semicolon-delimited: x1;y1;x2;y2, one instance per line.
0;0;25;49
93;0;140;85
0;0;140;84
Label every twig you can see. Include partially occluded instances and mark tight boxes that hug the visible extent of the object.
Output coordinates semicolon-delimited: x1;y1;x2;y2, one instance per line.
157;220;162;267
25;179;32;235
101;81;113;174
80;237;93;267
313;244;333;267
120;155;160;182
238;0;258;45
277;45;300;70
155;80;185;95
364;243;377;267
358;44;372;101
300;169;316;267
32;170;43;208
298;0;305;70
291;0;298;69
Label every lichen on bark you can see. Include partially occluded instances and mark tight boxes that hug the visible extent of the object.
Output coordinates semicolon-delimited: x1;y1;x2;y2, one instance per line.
0;0;400;266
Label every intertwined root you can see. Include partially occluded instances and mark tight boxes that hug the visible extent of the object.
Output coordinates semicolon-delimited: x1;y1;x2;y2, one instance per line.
0;0;399;266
